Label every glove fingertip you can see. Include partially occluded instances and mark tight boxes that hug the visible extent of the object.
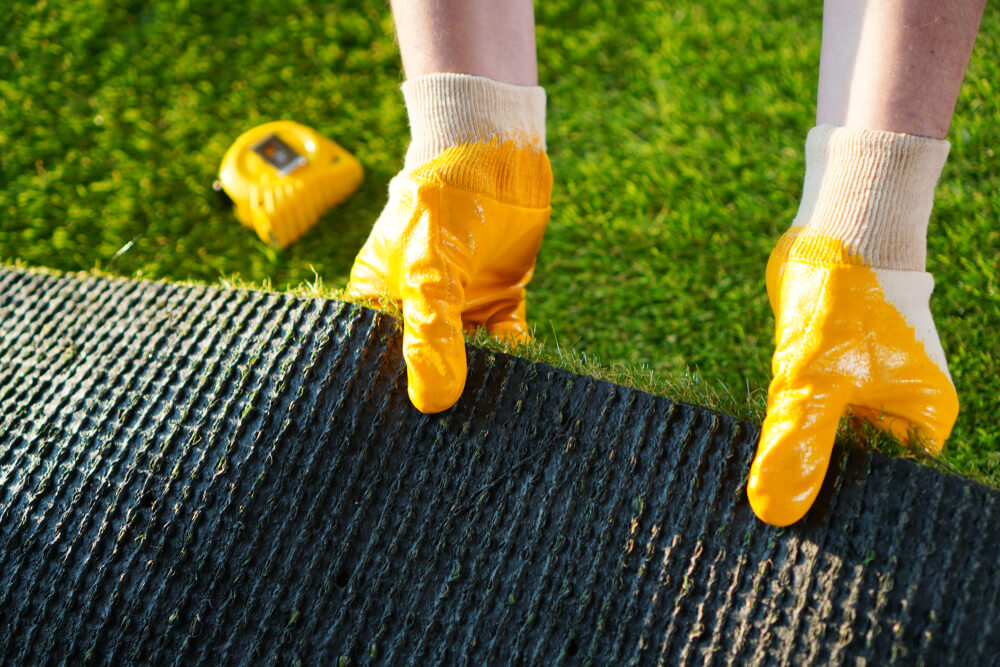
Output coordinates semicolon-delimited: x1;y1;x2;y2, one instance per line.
486;319;531;343
403;333;467;414
346;262;387;303
406;367;466;413
747;474;811;527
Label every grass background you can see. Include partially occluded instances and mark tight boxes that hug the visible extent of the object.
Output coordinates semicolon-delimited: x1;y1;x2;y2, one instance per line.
2;0;999;483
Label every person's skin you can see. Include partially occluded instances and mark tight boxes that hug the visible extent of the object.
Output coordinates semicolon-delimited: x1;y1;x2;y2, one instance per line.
817;0;986;139
390;0;538;85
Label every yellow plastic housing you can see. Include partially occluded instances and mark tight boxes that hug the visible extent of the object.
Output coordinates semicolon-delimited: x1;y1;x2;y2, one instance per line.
217;120;363;248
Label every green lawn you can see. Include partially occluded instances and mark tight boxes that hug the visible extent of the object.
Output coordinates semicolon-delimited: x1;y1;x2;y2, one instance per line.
2;1;999;484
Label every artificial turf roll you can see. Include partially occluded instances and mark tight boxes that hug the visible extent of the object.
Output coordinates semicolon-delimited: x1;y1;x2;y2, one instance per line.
0;265;997;665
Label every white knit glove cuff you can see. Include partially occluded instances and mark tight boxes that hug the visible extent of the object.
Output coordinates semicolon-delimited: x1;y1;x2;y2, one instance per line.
792;125;950;271
401;73;546;169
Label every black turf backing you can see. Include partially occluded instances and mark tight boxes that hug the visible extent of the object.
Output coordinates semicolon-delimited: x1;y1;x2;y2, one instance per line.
0;266;997;666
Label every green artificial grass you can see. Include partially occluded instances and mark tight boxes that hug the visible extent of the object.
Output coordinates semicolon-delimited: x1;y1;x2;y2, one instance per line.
2;1;999;486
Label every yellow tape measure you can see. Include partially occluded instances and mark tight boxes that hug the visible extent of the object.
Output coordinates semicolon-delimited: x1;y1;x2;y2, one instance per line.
214;121;363;248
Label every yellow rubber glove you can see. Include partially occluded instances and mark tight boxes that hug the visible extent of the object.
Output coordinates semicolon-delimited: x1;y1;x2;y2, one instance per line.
347;139;552;413
748;227;959;526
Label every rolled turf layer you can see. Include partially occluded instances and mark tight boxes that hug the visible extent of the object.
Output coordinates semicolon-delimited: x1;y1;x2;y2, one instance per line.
0;265;997;665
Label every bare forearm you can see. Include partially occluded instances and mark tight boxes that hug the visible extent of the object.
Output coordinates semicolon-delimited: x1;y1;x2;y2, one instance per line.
817;0;986;138
390;0;538;85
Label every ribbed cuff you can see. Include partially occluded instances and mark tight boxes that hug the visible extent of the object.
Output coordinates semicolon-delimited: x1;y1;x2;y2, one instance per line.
408;140;552;209
401;73;547;169
790;125;950;271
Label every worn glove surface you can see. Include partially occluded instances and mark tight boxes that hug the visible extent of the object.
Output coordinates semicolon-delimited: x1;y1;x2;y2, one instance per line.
748;228;959;526
347;140;552;413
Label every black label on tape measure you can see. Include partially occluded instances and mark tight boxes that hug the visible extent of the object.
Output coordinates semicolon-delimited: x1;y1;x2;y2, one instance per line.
252;134;307;174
